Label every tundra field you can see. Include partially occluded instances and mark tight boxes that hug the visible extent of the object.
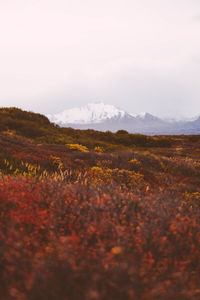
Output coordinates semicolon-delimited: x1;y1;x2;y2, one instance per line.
0;108;200;300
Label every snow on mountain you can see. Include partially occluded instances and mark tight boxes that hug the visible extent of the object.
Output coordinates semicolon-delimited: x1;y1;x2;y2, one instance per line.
163;115;200;123
131;112;161;121
48;102;127;125
47;102;200;134
131;112;146;119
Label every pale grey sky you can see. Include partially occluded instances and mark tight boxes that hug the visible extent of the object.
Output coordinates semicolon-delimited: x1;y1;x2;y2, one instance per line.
0;0;200;118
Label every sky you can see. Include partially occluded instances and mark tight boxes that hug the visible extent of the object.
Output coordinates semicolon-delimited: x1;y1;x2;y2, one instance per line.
0;0;200;119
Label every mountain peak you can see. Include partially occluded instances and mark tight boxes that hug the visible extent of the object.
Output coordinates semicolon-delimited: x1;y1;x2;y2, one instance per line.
48;102;127;125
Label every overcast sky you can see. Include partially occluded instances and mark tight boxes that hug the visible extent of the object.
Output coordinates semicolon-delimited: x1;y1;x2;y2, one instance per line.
0;0;200;118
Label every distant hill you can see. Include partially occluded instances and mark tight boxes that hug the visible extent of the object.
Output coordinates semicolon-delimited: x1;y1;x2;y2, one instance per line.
0;107;53;138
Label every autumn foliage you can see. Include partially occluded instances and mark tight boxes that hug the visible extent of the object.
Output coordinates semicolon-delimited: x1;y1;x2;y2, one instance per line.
0;175;199;300
0;108;200;299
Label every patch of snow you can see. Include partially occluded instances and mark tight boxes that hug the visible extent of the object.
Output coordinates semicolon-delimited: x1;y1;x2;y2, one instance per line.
164;115;200;123
131;112;147;119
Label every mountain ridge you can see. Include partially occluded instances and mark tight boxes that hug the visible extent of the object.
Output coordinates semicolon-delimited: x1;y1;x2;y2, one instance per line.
48;102;127;125
47;102;164;125
47;102;200;135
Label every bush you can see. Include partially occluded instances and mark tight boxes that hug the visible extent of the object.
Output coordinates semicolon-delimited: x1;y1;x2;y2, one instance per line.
66;143;89;152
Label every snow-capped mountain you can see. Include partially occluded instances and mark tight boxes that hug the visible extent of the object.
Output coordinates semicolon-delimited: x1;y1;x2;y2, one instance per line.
47;102;200;135
48;103;127;125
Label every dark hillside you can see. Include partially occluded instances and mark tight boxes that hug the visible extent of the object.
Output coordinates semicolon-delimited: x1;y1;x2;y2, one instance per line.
0;107;53;138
